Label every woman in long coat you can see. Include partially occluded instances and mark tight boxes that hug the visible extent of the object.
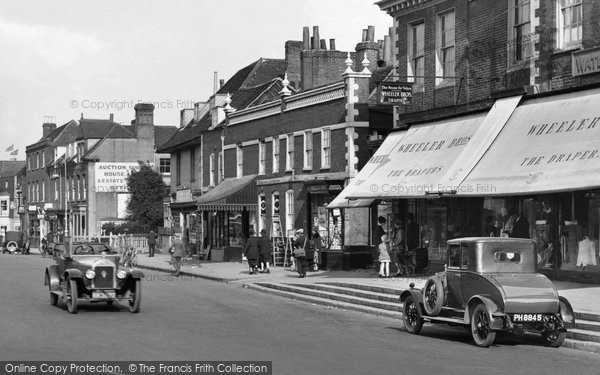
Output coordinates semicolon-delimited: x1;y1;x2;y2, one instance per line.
244;229;261;274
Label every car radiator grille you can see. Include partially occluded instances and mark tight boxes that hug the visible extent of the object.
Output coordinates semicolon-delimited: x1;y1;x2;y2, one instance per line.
94;266;115;288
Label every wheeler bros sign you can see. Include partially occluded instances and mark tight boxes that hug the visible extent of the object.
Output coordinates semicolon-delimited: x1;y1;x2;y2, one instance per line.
377;82;413;105
572;47;600;77
94;162;141;192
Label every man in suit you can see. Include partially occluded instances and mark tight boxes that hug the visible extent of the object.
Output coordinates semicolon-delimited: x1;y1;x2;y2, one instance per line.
147;230;158;257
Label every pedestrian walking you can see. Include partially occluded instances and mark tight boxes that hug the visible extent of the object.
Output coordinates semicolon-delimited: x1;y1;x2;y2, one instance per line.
243;229;261;274
147;230;158;257
258;229;271;274
378;235;391;278
310;226;323;271
169;233;186;276
293;228;308;278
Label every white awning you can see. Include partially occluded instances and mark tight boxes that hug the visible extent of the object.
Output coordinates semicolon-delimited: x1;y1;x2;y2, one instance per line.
458;88;600;195
327;195;373;209
336;95;522;200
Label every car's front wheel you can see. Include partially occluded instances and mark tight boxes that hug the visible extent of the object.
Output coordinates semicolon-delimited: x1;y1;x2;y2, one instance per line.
66;278;78;314
128;279;142;313
423;277;444;316
471;304;496;347
403;295;424;334
542;315;567;348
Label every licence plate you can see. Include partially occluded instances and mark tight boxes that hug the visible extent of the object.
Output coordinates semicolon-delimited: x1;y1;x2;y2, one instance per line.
511;313;544;322
92;291;115;299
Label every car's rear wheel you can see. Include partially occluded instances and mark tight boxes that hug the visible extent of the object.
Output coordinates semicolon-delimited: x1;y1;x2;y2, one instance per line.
423;277;444;316
6;241;18;253
66;278;78;314
128;279;141;313
471;304;496;347
403;295;424;334
542;315;567;348
46;274;58;306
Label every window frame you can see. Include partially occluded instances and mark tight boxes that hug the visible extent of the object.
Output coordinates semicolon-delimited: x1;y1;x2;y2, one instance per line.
272;136;280;173
159;158;171;174
0;199;8;216
303;131;313;170
321;128;331;169
286;134;294;171
436;10;455;86
236;144;243;178
508;0;533;66
285;190;294;232
557;0;583;50
407;21;425;91
209;153;216;187
258;139;266;175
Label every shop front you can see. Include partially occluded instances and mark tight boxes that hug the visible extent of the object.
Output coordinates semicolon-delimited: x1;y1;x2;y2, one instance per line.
195;175;257;262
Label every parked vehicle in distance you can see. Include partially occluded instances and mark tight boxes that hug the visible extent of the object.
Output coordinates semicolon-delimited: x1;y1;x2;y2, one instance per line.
2;231;28;254
44;241;143;314
400;237;575;348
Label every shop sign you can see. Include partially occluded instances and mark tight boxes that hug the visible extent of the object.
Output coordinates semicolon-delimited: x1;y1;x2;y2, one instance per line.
307;184;328;193
176;188;192;202
326;181;344;192
93;162;141;193
28;205;37;212
572;47;600;77
378;82;413;105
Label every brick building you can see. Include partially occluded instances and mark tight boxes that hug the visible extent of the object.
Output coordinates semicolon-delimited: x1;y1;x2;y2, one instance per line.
159;25;394;265
328;0;600;279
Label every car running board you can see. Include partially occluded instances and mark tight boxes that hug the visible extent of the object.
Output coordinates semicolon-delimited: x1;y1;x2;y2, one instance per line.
423;316;466;325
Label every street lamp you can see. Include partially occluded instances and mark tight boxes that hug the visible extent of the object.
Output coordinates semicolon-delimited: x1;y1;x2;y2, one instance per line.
15;187;23;232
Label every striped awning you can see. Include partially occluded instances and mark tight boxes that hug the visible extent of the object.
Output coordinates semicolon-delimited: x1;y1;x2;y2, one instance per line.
195;175;257;212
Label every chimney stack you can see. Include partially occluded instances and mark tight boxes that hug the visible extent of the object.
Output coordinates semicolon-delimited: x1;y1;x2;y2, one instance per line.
213;72;218;94
329;39;336;50
303;26;310;50
219;79;225;88
320;39;327;49
42;116;56;137
312;26;320;50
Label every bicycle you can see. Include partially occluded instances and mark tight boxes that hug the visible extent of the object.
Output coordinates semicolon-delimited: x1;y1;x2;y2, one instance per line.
121;247;139;267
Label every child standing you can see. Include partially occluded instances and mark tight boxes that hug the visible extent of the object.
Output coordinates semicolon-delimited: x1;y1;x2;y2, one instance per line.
378;235;391;278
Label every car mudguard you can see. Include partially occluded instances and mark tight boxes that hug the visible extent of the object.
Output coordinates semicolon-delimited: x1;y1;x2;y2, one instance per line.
128;269;145;279
64;268;83;280
45;265;61;291
558;296;576;328
400;289;424;315
466;295;505;330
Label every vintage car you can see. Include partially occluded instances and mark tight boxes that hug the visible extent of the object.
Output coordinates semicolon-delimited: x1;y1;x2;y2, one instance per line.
401;237;575;348
44;241;143;314
2;231;29;254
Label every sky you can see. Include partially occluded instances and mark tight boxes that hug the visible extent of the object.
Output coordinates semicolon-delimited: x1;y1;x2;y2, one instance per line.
0;0;392;161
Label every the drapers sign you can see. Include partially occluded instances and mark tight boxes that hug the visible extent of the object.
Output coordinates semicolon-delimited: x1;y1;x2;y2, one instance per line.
378;82;413;105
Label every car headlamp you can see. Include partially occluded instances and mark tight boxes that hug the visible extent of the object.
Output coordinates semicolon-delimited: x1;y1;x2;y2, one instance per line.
85;269;96;279
117;270;127;279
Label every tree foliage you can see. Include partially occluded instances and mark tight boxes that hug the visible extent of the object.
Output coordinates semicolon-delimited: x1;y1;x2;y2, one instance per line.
124;164;166;233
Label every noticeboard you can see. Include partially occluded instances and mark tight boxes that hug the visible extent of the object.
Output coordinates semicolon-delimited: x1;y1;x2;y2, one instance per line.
378;82;413;105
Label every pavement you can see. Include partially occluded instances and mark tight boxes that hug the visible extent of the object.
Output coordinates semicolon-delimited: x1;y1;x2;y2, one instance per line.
132;251;600;316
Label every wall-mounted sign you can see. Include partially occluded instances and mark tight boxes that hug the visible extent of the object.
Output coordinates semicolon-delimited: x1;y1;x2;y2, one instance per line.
94;162;141;193
176;188;192;202
378;82;413;105
572;47;600;77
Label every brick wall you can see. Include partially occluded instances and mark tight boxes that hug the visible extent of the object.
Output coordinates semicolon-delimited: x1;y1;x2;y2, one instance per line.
301;50;349;90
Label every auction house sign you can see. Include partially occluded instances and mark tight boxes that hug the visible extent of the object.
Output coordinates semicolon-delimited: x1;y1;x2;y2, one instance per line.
94;162;141;192
378;82;413;105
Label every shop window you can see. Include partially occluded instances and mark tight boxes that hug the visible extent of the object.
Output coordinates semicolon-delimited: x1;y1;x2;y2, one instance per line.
286;190;294;232
321;128;331;169
272;136;280;173
407;21;424;90
557;0;582;50
259;139;266;175
159;158;171;174
436;10;455;86
303;131;313;170
236;144;243;178
286;134;294;171
508;0;533;64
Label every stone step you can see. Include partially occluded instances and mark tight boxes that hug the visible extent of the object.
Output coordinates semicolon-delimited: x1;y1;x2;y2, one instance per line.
575;311;600;323
255;282;402;313
246;283;401;319
321;281;412;296
567;328;600;343
289;283;401;303
575;319;600;333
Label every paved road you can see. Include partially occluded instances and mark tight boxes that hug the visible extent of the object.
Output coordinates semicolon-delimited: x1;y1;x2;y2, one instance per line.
1;254;598;375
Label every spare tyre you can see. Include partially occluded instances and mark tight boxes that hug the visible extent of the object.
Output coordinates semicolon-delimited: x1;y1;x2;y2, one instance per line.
423;276;445;316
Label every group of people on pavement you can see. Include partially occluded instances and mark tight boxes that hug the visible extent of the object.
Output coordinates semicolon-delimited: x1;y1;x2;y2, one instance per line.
292;226;323;278
376;213;420;278
243;229;272;275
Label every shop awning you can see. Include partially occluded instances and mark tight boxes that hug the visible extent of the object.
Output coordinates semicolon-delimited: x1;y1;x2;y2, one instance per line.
458;88;600;195
195;175;257;211
335;96;521;200
327;194;373;209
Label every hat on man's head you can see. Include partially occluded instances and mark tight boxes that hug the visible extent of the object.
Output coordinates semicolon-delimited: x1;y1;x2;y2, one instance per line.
296;228;304;234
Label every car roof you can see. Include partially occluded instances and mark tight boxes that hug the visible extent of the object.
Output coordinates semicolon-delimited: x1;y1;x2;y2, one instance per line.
447;237;536;245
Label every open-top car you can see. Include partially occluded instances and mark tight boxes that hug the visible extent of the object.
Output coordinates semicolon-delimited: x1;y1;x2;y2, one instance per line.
400;237;575;348
2;231;29;254
44;241;143;314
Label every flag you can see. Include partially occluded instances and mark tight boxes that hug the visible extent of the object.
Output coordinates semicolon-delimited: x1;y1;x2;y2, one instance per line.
5;144;14;152
10;149;18;155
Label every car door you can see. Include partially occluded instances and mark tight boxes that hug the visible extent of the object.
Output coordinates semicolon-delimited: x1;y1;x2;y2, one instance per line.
445;244;464;308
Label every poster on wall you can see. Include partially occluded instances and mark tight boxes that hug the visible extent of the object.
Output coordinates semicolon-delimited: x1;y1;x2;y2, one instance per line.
344;207;369;246
94;162;141;193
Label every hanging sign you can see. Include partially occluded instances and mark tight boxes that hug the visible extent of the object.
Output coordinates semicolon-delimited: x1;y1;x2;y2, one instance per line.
378;82;413;105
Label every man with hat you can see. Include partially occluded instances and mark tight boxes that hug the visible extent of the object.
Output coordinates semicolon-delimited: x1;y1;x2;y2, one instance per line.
293;228;308;277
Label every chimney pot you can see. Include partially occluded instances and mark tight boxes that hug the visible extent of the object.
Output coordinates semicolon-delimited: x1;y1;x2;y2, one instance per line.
109;113;114;122
303;26;310;50
312;26;320;50
320;39;327;49
219;79;225;88
329;39;336;50
367;26;375;42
